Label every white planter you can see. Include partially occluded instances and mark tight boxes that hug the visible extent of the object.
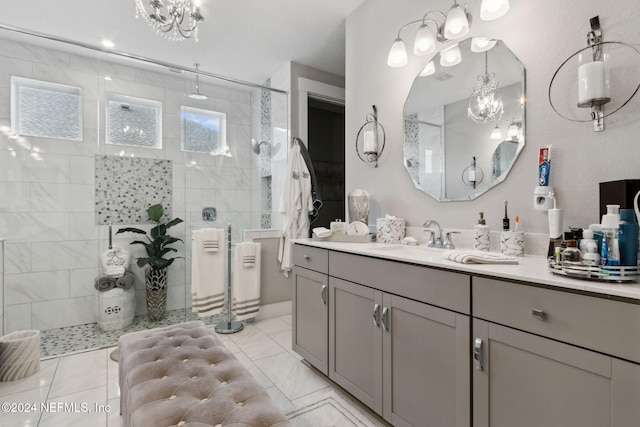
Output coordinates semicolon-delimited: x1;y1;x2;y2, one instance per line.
0;330;40;382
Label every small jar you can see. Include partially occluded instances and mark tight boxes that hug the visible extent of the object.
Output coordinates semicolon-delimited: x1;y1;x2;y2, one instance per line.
582;242;601;266
561;239;582;263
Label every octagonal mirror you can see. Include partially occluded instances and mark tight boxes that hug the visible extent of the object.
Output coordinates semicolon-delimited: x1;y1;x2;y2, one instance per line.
403;38;525;201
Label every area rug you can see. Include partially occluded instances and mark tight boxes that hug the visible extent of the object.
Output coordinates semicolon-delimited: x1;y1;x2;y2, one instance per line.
286;392;383;427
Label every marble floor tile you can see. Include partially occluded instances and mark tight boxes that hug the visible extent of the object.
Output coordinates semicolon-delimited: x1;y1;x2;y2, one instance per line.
0;358;58;397
48;349;108;398
229;326;287;361
0;385;49;426
254;351;332;401
253;316;292;336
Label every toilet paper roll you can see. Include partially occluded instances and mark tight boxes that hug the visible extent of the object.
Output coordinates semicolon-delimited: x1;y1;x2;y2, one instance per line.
376;218;406;243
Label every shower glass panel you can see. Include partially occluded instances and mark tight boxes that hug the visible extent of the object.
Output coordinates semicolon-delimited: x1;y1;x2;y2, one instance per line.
0;27;288;357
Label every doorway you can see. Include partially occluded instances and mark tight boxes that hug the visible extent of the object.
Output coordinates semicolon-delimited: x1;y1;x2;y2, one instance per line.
307;97;345;230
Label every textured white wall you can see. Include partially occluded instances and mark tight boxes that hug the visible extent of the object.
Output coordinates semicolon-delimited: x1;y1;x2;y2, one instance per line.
346;0;640;235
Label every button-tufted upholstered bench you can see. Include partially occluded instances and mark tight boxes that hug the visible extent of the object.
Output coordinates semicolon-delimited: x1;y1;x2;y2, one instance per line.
118;320;291;427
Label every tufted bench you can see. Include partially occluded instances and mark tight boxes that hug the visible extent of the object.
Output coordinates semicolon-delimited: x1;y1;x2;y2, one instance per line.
118;321;291;427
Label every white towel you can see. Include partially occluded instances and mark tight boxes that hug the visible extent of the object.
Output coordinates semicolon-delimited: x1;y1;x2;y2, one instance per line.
443;250;519;264
233;242;261;321
101;245;130;278
191;229;226;317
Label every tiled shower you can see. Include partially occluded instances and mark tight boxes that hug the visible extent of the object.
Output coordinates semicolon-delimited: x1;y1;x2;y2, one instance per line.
0;29;289;348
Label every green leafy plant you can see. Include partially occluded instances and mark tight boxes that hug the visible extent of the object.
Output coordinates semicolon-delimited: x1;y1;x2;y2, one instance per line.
116;204;184;270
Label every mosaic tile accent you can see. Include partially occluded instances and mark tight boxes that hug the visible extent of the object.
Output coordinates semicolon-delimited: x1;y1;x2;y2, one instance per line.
404;114;420;184
260;80;272;178
95;155;173;225
261;213;272;229
39;308;229;358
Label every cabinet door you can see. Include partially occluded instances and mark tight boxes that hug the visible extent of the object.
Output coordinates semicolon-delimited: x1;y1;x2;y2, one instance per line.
292;266;328;374
329;277;383;414
382;293;470;427
473;319;640;427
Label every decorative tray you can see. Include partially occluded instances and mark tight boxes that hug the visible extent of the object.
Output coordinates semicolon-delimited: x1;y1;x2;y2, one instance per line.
312;233;376;243
548;258;640;283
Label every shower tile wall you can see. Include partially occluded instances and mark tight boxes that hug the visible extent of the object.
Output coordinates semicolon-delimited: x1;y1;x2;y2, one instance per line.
0;36;272;334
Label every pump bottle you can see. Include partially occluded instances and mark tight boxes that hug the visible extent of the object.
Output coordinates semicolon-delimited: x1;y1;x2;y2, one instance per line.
474;212;490;252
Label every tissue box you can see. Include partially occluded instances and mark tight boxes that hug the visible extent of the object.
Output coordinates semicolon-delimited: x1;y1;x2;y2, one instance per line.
376;218;406;243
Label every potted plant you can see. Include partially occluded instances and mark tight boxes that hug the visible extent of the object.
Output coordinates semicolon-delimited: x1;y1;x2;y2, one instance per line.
116;203;183;321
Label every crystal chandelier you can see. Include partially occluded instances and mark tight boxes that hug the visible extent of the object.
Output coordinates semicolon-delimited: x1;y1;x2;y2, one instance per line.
135;0;205;42
467;51;504;123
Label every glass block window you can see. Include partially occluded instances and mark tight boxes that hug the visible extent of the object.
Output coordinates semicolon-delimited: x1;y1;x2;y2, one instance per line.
10;76;83;141
181;106;227;155
106;94;162;149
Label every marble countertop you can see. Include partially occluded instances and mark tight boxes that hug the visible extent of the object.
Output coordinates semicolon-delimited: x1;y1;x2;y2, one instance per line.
293;239;640;301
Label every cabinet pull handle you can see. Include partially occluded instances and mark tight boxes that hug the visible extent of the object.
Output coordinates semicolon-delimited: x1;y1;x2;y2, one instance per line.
373;304;381;328
321;285;327;305
531;308;547;321
303;255;311;261
473;338;484;371
381;307;390;332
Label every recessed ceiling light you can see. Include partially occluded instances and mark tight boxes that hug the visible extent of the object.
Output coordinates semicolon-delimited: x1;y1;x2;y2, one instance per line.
102;40;115;49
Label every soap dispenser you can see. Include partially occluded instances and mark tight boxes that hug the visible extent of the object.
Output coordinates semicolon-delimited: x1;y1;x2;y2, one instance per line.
474;212;490;252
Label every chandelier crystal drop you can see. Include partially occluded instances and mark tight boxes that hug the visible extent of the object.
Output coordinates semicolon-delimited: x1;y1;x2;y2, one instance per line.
135;0;205;42
467;52;504;123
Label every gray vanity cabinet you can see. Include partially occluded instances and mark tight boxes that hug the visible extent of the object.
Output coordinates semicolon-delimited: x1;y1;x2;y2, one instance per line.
292;246;329;374
472;277;640;427
328;251;471;427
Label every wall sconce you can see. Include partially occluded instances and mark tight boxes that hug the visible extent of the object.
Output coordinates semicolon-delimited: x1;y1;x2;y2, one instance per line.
490;124;502;140
507;118;520;138
463;156;483;189
356;105;386;168
387;0;509;68
548;16;640;132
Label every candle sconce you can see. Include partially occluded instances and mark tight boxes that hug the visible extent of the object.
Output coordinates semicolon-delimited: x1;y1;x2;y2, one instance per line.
356;105;386;167
462;156;483;189
548;16;640;132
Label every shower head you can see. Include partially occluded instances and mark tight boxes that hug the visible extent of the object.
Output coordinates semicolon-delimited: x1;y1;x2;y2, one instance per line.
189;63;207;100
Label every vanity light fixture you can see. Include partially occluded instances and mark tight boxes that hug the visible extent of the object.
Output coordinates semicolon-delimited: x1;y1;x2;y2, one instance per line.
467;51;503;123
188;63;207;100
490;124;502;140
419;61;436;77
387;0;509;68
440;43;462;67
135;0;204;42
470;37;497;52
507;119;520;138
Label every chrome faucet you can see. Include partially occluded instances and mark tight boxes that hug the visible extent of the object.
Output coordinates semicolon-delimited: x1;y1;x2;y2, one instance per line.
423;220;460;249
423;220;443;247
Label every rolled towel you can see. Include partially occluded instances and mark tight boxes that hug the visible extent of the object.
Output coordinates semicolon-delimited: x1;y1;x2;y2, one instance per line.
95;276;117;291
443;250;519;264
116;270;135;290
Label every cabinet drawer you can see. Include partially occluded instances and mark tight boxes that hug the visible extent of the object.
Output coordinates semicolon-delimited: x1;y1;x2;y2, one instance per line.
473;277;640;363
329;251;470;314
292;244;328;274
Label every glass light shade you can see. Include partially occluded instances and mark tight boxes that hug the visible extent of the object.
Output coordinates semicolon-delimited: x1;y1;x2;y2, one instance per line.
480;0;510;21
440;44;462;67
507;121;519;137
387;38;408;67
419;61;436;77
471;38;498;52
490;125;502;140
444;4;470;39
414;24;436;56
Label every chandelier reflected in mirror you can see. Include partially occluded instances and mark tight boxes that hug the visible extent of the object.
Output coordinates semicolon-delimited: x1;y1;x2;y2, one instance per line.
467;51;504;123
135;0;205;41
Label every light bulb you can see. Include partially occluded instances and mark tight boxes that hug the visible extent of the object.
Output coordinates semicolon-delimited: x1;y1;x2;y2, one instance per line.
480;0;510;21
413;24;436;56
444;3;469;39
440;44;461;67
419;61;435;77
387;38;408;67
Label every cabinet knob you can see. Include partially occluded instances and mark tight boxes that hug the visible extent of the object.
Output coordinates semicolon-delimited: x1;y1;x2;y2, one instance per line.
531;308;547;321
303;255;311;261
